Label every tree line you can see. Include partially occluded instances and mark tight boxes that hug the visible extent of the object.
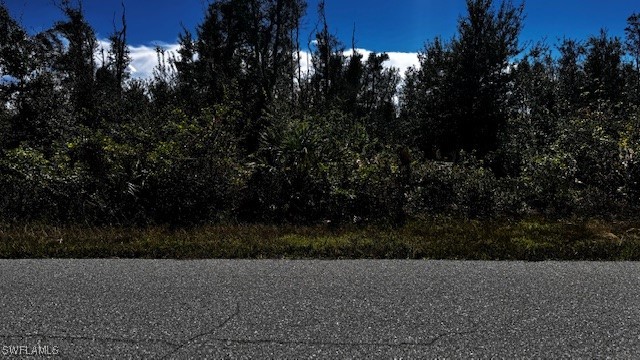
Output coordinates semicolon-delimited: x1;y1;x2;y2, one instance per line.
1;0;639;225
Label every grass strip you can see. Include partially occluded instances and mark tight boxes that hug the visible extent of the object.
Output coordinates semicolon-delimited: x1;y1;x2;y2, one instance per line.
1;218;640;260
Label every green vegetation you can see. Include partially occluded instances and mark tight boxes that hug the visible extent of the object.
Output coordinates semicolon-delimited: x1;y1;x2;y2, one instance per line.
2;0;640;259
2;219;640;260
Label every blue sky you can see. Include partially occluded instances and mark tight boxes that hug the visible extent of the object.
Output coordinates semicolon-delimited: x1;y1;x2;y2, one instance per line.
4;0;640;77
312;0;640;52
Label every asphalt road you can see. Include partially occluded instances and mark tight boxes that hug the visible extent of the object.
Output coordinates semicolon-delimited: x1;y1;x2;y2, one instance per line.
1;260;639;359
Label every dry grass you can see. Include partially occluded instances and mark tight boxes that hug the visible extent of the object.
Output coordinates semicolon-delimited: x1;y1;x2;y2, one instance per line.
1;218;640;260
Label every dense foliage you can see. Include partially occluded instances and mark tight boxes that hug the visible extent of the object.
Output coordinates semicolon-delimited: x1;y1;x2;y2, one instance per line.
1;0;639;226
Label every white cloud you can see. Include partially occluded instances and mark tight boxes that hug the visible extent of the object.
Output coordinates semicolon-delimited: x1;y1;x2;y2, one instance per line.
96;40;419;81
385;52;421;74
345;48;419;76
300;48;419;78
129;43;181;79
96;40;180;79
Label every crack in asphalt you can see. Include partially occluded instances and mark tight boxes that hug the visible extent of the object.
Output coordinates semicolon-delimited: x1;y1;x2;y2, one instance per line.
0;263;481;357
1;263;283;358
0;332;179;348
185;327;479;349
159;302;241;360
0;324;478;356
0;302;244;359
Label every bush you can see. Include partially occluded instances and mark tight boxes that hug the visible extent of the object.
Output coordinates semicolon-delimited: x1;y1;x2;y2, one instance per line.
406;152;520;218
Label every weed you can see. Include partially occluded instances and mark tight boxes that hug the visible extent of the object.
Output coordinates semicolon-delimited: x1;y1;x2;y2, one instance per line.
1;219;640;260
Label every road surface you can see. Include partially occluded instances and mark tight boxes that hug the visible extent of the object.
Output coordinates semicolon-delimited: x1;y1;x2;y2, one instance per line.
1;260;639;358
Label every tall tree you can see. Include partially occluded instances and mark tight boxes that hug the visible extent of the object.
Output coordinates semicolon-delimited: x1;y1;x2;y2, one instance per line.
557;38;585;113
0;4;32;84
512;42;557;142
401;37;454;157
341;47;364;115
360;52;400;143
170;28;201;114
625;13;640;103
0;4;63;149
450;0;524;156
106;3;130;94
1;3;33;148
500;42;558;176
180;0;306;152
308;0;346;110
51;0;98;125
401;0;524;159
583;30;624;107
95;2;131;106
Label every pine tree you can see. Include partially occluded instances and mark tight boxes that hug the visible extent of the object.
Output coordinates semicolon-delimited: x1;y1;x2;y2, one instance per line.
95;3;130;104
401;0;524;159
625;13;640;103
0;4;64;149
401;37;455;157
583;30;624;107
557;38;585;113
308;0;346;110
178;0;305;152
361;52;400;143
51;0;98;125
450;0;524;156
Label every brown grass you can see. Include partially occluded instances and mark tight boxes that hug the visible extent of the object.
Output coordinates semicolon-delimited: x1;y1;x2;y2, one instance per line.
1;218;640;260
